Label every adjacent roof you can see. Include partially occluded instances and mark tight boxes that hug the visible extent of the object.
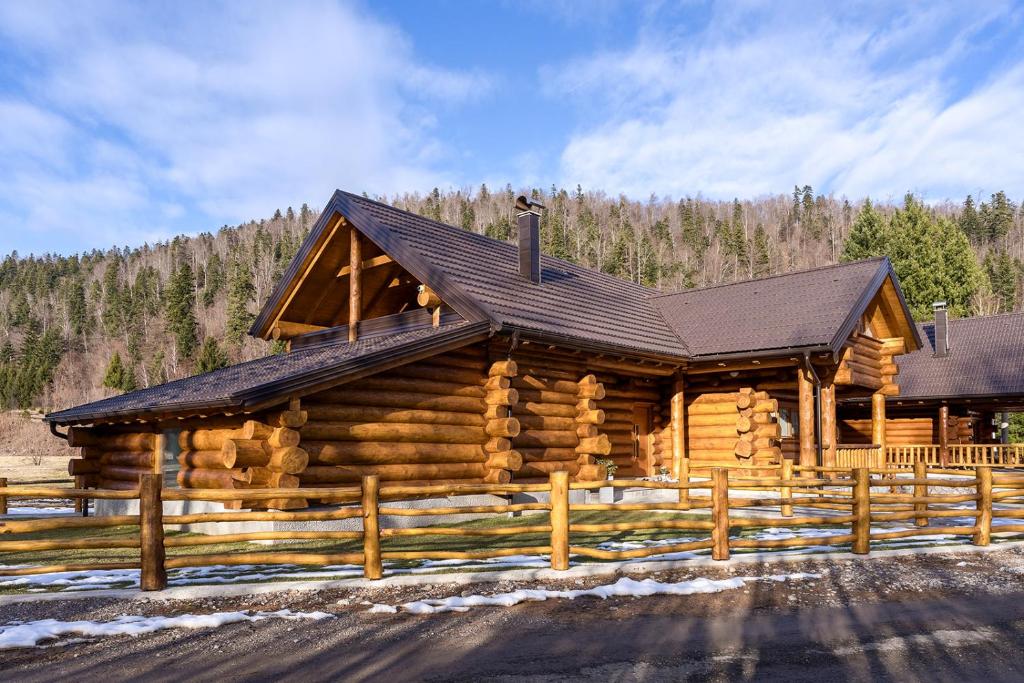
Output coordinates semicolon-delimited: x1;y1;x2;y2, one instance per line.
651;258;919;358
896;312;1024;400
46;321;490;425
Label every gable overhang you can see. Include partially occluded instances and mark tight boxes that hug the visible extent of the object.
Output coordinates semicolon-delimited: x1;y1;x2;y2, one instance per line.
250;191;493;340
48;320;494;427
828;258;922;358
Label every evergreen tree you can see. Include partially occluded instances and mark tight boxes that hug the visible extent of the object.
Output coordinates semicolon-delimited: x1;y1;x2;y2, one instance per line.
196;337;229;374
885;195;982;318
752;224;772;277
840;199;886;261
959;195;981;242
225;256;255;347
166;261;198;360
102;351;136;393
979;191;1016;242
201;252;226;307
984;249;1017;313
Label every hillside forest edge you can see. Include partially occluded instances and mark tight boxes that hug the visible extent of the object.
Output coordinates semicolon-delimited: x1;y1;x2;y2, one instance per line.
2;185;1023;456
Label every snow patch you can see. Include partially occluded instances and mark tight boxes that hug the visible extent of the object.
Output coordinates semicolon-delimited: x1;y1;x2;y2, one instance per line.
381;573;821;615
0;609;332;650
832;627;996;655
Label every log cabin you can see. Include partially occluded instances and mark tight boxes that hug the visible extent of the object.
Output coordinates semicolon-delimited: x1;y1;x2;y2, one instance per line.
840;307;1024;451
45;190;926;508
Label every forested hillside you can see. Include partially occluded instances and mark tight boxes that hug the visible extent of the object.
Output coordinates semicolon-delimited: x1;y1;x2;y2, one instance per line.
1;186;1022;413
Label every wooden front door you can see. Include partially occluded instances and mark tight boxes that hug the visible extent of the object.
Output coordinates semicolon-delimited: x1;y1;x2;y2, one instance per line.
631;404;654;477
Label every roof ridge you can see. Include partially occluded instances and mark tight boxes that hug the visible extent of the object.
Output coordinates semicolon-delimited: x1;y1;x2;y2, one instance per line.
648;257;887;299
341;190;661;295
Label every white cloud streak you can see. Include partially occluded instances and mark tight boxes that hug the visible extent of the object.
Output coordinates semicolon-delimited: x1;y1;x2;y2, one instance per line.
548;1;1024;201
0;0;489;253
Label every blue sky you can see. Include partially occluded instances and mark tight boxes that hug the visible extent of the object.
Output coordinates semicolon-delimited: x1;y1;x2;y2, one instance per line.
1;1;1023;256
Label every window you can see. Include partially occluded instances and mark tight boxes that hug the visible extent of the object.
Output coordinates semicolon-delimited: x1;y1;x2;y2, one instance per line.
777;408;798;438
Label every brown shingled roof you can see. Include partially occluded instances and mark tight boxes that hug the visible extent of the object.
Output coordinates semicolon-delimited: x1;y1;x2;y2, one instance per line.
46;321;490;426
651;258;907;358
896;312;1024;400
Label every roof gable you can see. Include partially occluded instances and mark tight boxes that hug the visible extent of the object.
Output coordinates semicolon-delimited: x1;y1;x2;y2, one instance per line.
651;258;921;358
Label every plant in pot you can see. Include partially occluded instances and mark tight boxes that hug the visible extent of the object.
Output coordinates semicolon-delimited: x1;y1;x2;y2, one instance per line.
595;458;618;480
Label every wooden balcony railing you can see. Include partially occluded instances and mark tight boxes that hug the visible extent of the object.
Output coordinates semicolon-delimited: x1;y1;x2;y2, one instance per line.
883;443;1024;468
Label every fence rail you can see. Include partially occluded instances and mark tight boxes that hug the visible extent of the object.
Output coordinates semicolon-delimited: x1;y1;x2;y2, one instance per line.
2;465;1023;592
884;443;1024;468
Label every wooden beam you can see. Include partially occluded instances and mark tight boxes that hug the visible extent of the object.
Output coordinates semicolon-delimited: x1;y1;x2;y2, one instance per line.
349;228;362;343
798;365;815;475
272;321;328;340
336;254;393;278
871;391;886;452
268;215;343;337
821;380;836;468
687;358;800;375
671;375;686;480
939;404;949;467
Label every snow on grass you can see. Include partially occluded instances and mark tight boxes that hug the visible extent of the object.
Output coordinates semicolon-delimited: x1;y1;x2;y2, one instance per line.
0;609;332;650
382;573;821;615
4;506;75;516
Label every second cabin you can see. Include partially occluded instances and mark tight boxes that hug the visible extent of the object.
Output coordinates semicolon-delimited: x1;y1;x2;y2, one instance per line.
47;191;926;507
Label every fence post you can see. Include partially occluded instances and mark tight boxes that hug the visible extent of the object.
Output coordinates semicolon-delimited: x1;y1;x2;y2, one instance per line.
913;460;928;527
711;468;730;561
139;473;167;591
678;457;690;511
0;477;7;516
361;475;382;580
549;470;570;570
780;459;793;517
852;468;870;554
973;467;992;547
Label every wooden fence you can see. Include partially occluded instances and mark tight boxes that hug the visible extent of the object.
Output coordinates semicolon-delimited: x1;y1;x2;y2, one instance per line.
884;444;1024;468
2;465;1024;592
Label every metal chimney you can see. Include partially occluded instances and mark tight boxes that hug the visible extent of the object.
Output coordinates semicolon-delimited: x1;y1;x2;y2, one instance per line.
933;301;949;357
515;195;544;284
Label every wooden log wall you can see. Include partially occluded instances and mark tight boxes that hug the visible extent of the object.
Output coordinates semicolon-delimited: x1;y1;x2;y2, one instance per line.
178;413;309;510
66;427;157;491
507;352;609;481
835;333;900;395
684;389;781;468
298;347;492;493
839;416;975;446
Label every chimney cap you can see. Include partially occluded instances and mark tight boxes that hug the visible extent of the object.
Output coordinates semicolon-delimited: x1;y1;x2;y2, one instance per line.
515;195;545;215
933;301;947;310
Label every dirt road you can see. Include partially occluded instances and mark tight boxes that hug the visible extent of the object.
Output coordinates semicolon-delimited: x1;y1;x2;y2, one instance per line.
4;550;1024;681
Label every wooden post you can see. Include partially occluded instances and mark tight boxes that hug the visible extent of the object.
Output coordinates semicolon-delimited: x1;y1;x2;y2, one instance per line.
913;459;928;527
938;404;950;468
797;366;815;477
678;457;690;511
780;458;793;517
139;473;167;591
973;466;992;546
152;433;165;475
0;477;7;516
821;380;837;469
871;391;886;468
361;475;382;579
852;467;870;555
711;468;730;561
73;475;84;514
348;228;362;343
671;375;685;480
549;470;570;571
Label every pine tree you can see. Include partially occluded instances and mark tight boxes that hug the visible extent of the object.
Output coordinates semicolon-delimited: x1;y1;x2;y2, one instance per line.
102;352;136;393
840;199;886;261
201;252;226;308
752;224;772;277
979;191;1016;242
959;195;981;242
225;256;255;347
166;261;198;360
196;337;229;374
984;249;1017;313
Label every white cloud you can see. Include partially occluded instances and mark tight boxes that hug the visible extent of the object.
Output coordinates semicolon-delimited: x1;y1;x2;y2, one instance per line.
0;0;490;254
549;2;1024;201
